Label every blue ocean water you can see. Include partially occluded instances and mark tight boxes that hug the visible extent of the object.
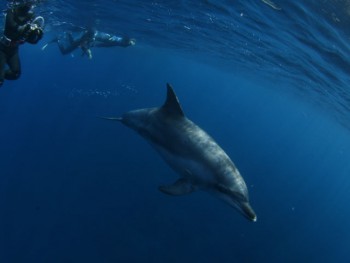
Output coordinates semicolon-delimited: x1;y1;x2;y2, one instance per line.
1;0;350;262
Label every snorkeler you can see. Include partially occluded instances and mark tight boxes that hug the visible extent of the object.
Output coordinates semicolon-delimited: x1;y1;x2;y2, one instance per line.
0;1;44;87
42;28;135;59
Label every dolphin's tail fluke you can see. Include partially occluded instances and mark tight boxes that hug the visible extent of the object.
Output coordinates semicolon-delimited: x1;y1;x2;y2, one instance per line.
97;116;123;121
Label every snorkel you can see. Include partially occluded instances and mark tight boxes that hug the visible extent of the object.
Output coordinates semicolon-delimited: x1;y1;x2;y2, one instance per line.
31;15;45;29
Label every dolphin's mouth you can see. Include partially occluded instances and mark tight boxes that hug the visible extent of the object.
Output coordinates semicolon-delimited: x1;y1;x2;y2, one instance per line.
213;187;257;222
240;202;257;222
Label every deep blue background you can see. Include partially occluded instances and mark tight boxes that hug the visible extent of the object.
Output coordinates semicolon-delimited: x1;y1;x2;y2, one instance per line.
1;5;350;261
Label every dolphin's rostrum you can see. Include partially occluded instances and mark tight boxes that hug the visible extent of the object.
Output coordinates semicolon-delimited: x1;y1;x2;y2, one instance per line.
103;83;257;222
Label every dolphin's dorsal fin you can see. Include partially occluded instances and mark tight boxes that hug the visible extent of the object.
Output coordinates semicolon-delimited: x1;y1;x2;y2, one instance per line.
161;83;185;117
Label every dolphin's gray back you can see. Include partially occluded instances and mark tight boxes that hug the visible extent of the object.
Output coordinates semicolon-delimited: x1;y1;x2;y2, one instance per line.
140;106;247;194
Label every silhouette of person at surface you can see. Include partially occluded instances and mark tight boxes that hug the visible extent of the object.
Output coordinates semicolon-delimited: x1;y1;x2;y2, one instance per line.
0;1;44;87
43;27;135;59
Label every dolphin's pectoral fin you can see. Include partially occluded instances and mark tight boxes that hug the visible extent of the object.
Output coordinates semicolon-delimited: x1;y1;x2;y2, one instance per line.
159;178;195;196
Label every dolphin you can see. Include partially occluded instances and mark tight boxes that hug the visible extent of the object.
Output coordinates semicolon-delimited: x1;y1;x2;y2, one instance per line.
102;83;257;222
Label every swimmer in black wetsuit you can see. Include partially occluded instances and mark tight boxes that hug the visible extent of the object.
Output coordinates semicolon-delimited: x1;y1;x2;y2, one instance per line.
43;28;135;59
0;1;44;87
